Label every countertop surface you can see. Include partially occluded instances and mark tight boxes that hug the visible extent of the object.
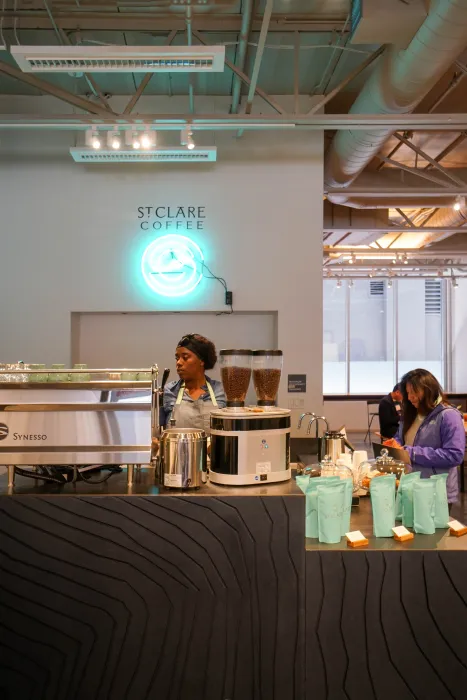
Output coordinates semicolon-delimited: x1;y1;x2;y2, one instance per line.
306;497;467;552
0;467;303;498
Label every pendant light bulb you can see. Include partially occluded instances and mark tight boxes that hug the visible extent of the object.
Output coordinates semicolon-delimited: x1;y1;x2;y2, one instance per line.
90;129;101;149
453;195;465;212
182;127;195;150
132;131;141;150
141;130;152;149
109;129;121;150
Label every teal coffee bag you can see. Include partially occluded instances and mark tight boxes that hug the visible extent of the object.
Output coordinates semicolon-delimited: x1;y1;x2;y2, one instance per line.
341;478;354;536
370;475;396;537
305;476;340;539
317;481;346;544
413;479;436;535
296;474;310;494
395;471;420;521
400;472;421;528
430;473;449;529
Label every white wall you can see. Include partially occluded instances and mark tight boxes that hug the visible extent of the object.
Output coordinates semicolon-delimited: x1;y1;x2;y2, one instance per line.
0;96;324;432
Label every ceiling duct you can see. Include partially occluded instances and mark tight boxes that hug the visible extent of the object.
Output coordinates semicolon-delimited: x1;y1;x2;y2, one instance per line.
70;147;217;163
350;0;427;49
11;45;225;73
325;0;467;195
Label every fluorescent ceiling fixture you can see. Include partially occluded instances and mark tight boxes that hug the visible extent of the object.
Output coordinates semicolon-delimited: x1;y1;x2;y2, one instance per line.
69;147;217;163
11;45;225;72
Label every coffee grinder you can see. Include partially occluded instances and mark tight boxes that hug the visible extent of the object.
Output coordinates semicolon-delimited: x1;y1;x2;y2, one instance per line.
209;349;291;486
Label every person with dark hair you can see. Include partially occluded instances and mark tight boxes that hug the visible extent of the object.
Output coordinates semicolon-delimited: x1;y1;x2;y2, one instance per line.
162;333;226;433
378;384;403;440
384;368;465;505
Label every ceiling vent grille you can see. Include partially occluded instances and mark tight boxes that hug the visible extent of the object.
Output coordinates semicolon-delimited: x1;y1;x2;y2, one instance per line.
69;147;217;163
425;279;442;315
11;45;225;73
370;280;385;296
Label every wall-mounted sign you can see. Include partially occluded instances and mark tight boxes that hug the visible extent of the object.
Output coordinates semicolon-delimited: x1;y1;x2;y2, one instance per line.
138;206;206;231
141;234;204;297
288;374;307;393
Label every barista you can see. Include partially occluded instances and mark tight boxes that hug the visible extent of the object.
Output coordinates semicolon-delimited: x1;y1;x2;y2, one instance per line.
161;333;226;433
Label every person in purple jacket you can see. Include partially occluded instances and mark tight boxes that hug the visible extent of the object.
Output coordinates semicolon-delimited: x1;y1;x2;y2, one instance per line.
384;368;465;506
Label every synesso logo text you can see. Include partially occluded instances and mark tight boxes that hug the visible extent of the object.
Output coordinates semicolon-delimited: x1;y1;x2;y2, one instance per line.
0;424;47;441
13;433;47;441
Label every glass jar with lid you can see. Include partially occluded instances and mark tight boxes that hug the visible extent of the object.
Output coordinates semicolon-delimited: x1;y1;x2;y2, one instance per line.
219;349;253;408
252;350;283;406
359;448;407;491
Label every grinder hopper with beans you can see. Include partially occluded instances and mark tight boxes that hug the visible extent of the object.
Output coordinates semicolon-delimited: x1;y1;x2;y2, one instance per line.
209;349;291;486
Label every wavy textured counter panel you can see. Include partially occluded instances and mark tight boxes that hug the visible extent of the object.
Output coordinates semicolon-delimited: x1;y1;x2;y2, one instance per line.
306;551;467;700
0;494;305;700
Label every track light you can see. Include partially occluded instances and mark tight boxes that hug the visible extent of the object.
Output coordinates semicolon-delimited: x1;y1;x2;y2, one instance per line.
452;277;459;288
181;127;195;150
86;128;101;149
403;254;409;265
348;279;354;288
348;253;356;265
132;131;141;150
336;279;342;289
453;195;465;212
107;129;121;150
387;279;393;289
141;130;153;149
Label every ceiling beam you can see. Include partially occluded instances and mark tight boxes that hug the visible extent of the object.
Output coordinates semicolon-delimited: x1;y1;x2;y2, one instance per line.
307;46;384;116
2;113;467;130
425;132;467;170
374;155;454;188
323;227;466;234
1;13;348;33
193;29;285;115
327;187;467;197
123;30;177;115
244;0;273;115
393;132;466;187
0;60;115;117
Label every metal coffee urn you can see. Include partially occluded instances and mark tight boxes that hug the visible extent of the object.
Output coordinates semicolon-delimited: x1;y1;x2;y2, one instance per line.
158;427;207;489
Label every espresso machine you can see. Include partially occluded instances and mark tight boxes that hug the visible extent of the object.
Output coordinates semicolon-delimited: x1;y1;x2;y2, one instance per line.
209;349;291;486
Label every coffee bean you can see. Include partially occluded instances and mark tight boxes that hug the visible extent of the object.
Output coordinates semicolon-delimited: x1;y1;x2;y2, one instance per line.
221;366;251;404
253;368;281;403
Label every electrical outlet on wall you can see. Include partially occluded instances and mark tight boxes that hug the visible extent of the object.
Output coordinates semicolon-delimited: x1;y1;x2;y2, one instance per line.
288;398;305;409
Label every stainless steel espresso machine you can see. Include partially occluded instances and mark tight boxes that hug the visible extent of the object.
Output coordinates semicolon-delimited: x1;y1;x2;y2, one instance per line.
209;350;291;486
0;366;161;488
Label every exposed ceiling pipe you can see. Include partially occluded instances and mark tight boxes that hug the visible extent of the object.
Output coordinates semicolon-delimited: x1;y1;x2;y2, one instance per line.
324;0;467;194
417;203;467;244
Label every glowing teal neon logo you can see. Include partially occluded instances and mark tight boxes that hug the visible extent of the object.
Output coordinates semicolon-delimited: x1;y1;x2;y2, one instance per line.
141;234;204;297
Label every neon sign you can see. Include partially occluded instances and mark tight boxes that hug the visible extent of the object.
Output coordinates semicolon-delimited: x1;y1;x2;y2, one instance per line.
141;234;204;297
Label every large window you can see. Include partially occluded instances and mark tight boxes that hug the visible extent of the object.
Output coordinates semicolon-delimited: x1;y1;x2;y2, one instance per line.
323;278;445;394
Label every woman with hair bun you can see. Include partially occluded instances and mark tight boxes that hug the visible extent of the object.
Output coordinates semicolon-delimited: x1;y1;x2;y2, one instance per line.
162;333;226;433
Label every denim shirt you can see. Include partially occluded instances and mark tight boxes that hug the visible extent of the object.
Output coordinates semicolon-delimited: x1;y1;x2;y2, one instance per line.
162;376;226;426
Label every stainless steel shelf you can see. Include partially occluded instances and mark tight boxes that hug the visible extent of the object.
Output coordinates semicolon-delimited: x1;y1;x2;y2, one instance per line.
0;381;152;390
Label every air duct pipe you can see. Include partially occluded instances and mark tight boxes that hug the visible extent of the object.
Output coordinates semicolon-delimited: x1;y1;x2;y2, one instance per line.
324;0;467;199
